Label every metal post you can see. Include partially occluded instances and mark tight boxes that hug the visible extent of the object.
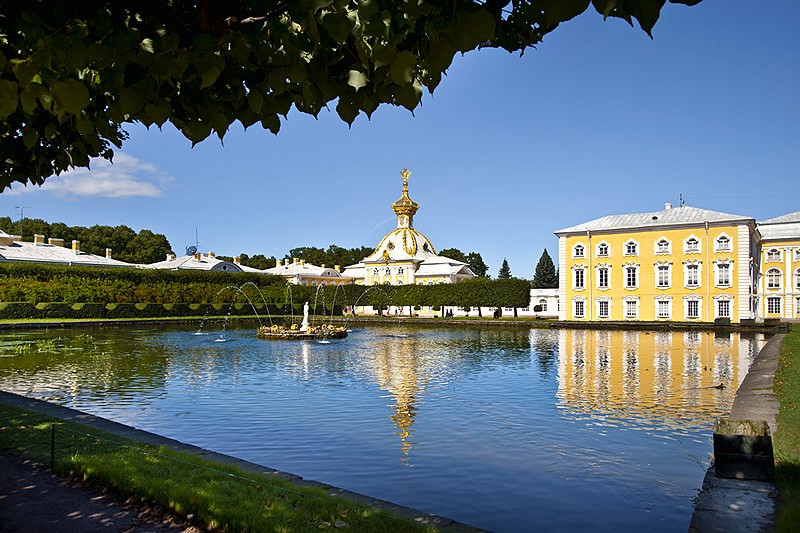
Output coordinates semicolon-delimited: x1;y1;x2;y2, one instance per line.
51;422;55;470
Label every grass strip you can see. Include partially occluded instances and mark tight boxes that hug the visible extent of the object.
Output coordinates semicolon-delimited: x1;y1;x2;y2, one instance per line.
0;404;434;532
774;327;800;532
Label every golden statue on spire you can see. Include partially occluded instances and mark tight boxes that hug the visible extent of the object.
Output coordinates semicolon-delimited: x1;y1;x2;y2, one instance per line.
400;167;411;190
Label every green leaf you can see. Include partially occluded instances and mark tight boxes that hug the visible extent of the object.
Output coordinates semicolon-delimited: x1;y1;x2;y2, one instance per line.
324;12;355;43
469;8;497;43
336;98;359;125
119;87;146;116
247;90;264;112
140;38;155;54
347;70;368;91
0;80;19;118
539;0;591;28
390;51;416;86
51;79;90;114
22;127;38;149
371;43;396;68
143;100;171;127
260;113;281;134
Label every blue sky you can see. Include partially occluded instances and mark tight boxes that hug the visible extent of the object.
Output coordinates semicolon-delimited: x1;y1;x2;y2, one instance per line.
2;1;798;276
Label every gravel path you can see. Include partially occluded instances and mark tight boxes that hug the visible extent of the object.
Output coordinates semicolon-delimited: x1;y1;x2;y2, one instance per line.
0;453;200;533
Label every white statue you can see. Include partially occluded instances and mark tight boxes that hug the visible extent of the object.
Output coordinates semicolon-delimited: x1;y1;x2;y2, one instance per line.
300;301;310;332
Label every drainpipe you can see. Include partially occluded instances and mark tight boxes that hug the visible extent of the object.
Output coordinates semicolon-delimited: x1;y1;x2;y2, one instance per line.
587;230;593;320
705;221;710;321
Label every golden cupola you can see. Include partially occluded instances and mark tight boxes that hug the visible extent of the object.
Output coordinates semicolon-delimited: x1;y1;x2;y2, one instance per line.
392;167;419;229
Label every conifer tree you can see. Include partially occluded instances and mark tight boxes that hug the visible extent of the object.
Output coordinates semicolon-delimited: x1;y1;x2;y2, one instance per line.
498;258;512;279
532;249;559;289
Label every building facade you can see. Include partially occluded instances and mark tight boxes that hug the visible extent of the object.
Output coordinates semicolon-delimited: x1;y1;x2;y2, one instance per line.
343;168;475;285
756;211;800;319
555;204;758;323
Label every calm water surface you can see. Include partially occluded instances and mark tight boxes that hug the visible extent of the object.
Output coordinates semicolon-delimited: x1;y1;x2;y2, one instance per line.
0;323;765;532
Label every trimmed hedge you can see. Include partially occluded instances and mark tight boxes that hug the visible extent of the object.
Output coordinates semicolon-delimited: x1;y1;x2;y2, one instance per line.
0;302;315;320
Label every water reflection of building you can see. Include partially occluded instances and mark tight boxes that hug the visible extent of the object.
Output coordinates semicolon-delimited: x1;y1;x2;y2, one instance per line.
556;329;763;427
367;336;425;461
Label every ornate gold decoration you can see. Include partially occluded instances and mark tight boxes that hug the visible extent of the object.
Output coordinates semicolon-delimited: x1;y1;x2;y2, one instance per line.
392;167;419;223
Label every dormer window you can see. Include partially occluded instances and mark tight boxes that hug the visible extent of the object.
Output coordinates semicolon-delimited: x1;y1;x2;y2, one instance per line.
597;243;609;257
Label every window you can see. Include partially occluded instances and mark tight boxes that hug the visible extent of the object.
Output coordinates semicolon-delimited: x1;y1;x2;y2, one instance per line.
538;299;547;312
385;267;391;275
767;297;781;314
625;266;638;288
574;268;585;289
796;269;800;289
656;239;670;254
598;267;609;289
372;268;379;277
717;299;731;319
687;299;700;319
717;264;731;287
625;240;638;256
685;237;699;253
574;300;585;319
686;264;699;287
767;268;782;289
597;243;609;257
657;265;670;288
715;235;731;252
398;266;404;275
657;300;670;319
766;249;781;262
625;300;638;319
598;300;609;318
573;244;585;258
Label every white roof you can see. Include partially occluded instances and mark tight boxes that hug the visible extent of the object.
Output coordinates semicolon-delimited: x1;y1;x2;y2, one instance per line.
363;227;437;263
555;205;753;235
0;239;133;268
757;211;800;241
143;254;243;272
265;261;351;280
760;211;800;224
415;256;475;278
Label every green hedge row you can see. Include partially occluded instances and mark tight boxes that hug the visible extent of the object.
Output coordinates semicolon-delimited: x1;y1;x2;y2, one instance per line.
0;302;341;320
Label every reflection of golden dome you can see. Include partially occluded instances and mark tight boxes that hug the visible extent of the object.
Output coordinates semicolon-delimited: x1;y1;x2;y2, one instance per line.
392;167;419;222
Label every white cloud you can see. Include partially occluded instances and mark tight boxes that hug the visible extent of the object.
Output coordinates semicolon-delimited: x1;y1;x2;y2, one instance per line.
6;153;174;198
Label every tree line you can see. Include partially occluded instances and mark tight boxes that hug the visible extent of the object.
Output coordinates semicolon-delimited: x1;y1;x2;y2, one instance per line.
0;217;172;265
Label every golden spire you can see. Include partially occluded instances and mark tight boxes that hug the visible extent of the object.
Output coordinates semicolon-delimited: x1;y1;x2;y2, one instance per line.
392;167;419;228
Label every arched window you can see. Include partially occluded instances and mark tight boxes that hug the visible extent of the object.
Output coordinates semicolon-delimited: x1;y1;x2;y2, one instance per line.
767;268;782;289
539;299;547;312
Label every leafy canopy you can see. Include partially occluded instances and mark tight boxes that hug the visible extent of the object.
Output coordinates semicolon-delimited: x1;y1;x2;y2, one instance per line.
0;0;702;191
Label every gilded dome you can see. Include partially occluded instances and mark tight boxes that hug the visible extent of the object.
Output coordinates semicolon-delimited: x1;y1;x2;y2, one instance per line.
365;227;437;262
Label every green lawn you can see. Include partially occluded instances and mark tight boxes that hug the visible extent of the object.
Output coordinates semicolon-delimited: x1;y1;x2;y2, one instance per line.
0;404;436;532
774;327;800;531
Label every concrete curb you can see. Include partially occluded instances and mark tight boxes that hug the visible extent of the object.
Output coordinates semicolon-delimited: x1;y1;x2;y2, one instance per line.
688;333;783;532
0;390;482;532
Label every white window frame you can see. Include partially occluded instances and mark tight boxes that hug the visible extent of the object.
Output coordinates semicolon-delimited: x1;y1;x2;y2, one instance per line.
596;264;610;290
624;239;639;257
596;242;610;258
624;263;639;289
795;268;800;290
538;299;547;312
715;233;732;253
573;265;586;290
714;297;732;319
597;298;610;319
624;297;639;319
766;248;781;262
573;298;586;319
766;268;782;290
767;296;781;315
655;237;671;255
684;261;701;289
655;297;672;320
655;262;672;289
684;296;702;320
715;262;732;288
684;235;701;254
572;242;585;259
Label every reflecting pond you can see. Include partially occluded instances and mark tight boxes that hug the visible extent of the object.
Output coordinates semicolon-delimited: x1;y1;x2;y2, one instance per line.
0;324;765;532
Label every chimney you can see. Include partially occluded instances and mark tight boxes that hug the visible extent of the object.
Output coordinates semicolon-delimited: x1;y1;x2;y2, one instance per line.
335;265;340;272
284;258;290;266
166;253;173;261
293;257;299;265
300;259;305;266
233;256;241;264
48;238;64;247
72;240;80;253
665;202;673;210
105;248;112;259
33;234;45;245
321;264;326;269
194;252;201;260
208;251;216;258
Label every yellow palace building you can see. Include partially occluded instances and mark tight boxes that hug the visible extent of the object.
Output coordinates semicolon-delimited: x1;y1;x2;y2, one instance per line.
554;203;758;323
756;211;800;319
343;168;476;285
